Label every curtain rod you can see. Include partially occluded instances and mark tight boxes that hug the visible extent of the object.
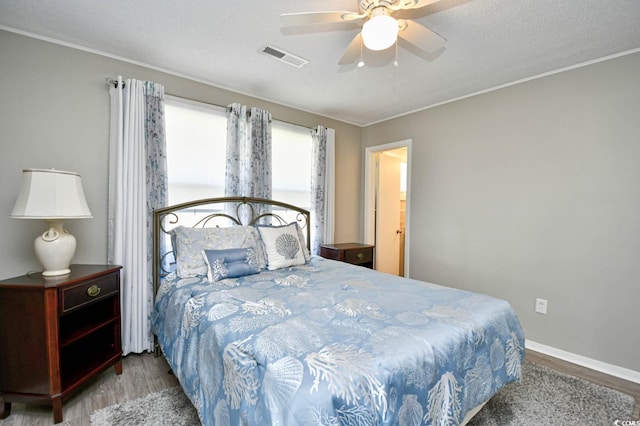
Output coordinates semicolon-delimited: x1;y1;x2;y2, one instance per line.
105;77;316;130
105;77;124;88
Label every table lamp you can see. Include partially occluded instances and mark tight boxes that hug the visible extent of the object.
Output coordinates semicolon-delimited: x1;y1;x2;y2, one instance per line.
10;168;93;276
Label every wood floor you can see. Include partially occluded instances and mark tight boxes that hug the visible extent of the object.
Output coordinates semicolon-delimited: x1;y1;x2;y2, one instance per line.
0;353;179;426
0;349;637;425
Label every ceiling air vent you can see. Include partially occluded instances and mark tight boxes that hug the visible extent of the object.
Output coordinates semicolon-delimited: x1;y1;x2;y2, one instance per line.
259;44;309;68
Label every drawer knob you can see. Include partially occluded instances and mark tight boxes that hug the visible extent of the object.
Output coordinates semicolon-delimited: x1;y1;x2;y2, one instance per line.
86;285;101;297
356;252;364;260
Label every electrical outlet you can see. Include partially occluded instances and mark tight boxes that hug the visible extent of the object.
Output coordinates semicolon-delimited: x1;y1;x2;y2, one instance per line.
535;298;548;314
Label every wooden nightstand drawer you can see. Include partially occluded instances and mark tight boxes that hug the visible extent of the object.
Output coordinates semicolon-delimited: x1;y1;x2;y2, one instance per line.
320;243;375;269
61;273;119;313
344;248;373;264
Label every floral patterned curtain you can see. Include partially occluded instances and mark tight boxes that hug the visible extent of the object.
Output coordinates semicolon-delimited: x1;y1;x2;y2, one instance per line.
311;126;335;254
108;77;167;354
224;103;246;198
225;103;272;223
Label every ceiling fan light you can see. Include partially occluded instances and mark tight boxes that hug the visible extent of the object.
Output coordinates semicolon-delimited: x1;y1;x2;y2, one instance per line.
362;15;398;51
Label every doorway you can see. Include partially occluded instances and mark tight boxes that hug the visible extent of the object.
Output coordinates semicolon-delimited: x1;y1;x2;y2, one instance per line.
364;140;411;277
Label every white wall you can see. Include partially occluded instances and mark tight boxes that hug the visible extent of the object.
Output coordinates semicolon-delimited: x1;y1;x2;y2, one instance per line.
0;30;363;279
364;52;640;372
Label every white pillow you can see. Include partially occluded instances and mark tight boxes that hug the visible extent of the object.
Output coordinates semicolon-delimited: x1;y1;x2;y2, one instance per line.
256;223;306;270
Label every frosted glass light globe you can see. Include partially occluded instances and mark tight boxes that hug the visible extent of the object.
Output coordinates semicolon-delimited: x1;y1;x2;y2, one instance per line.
362;15;398;51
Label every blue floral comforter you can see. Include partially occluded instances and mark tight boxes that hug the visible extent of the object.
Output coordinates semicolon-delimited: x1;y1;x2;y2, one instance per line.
151;256;524;425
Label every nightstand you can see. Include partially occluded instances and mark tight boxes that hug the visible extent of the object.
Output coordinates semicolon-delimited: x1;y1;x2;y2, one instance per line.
320;243;375;269
0;264;123;424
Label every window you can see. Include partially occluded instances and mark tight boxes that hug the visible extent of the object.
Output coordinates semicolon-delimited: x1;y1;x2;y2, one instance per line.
165;97;313;210
272;120;312;209
165;96;227;205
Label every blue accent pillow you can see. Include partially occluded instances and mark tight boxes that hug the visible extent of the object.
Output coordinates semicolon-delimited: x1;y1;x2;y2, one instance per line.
202;248;260;282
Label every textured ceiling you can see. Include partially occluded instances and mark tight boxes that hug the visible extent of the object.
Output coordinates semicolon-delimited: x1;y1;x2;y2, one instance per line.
1;0;639;126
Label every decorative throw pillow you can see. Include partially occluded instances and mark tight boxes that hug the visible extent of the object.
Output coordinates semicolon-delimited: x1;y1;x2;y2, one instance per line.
202;248;259;282
170;226;267;278
256;223;307;270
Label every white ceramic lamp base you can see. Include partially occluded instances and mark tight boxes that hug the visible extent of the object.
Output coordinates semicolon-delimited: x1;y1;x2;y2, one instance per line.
34;220;76;276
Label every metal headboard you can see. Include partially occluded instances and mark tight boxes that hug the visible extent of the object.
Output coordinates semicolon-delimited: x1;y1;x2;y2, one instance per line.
152;196;311;297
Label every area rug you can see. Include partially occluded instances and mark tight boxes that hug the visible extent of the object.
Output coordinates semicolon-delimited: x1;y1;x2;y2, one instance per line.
90;386;199;426
91;361;634;425
469;361;635;425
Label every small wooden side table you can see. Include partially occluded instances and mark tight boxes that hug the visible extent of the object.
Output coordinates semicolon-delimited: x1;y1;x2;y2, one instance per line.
320;243;375;269
0;264;123;424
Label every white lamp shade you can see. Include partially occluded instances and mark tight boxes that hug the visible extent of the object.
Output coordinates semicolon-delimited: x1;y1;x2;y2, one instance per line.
11;169;92;276
11;169;92;219
362;15;398;51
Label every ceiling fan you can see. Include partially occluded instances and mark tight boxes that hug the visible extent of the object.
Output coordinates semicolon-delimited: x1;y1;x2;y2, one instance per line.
280;0;447;65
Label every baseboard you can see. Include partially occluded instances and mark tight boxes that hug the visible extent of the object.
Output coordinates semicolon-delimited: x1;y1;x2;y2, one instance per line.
526;340;640;384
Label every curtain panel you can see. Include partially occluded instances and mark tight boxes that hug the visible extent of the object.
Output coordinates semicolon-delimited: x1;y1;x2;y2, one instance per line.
311;126;336;254
225;103;273;199
225;103;272;223
108;77;167;355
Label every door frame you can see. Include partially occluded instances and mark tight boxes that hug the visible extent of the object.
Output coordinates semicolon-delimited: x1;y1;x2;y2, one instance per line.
364;139;412;277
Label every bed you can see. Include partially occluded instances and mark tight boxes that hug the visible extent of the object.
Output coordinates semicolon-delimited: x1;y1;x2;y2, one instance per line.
151;197;525;425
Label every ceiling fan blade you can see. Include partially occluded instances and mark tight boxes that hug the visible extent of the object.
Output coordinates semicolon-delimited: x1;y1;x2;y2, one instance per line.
338;33;363;65
393;0;442;10
280;11;364;26
397;19;446;53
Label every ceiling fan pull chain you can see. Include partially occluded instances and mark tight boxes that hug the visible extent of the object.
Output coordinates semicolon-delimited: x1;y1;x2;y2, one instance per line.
394;38;399;67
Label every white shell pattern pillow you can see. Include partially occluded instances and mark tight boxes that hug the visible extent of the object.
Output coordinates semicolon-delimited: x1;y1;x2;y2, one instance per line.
256;223;306;270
